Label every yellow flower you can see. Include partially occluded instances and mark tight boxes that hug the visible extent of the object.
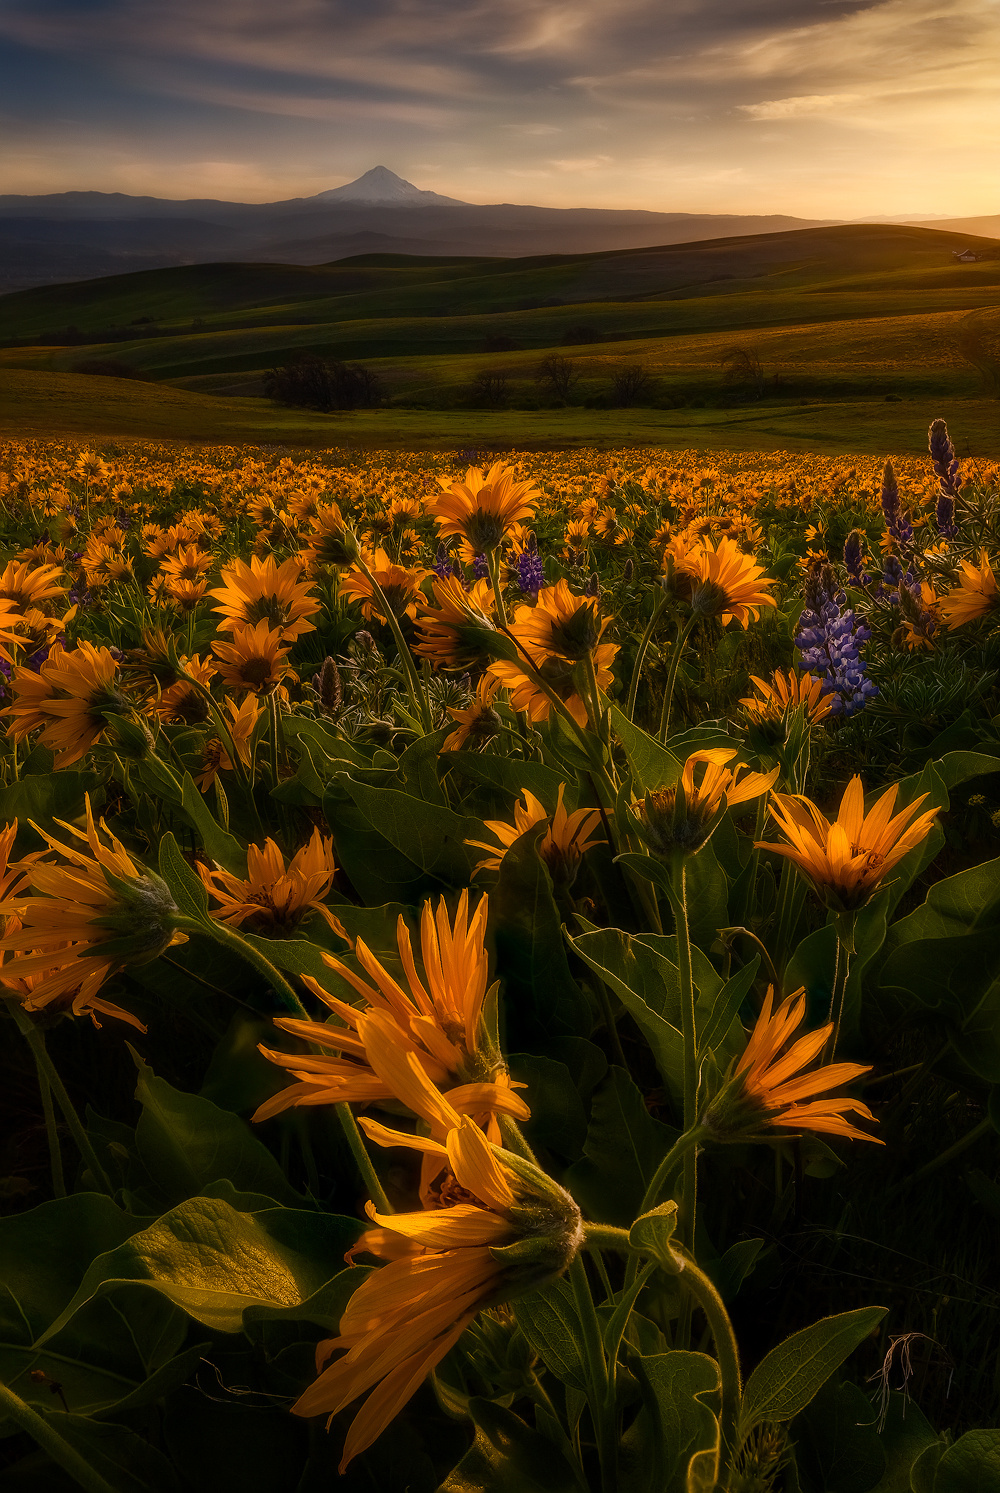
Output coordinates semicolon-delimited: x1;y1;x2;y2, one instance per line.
413;576;497;671
211;555;319;641
212;621;294;695
292;1103;581;1470
427;462;541;552
150;655;216;725
0;561;67;613
507;578;613;666
675;535;777;626
195;694;261;790
339;549;425;623
704;986;879;1143
740;669;834;726
299;503;359;573
5;640;129;768
632;748;779;856
466;785;603;885
197;828;343;934
0;798;184;1029
255;890;527;1144
757;776;939;912
487;647;617;730
443;675;502;752
939;551;999;627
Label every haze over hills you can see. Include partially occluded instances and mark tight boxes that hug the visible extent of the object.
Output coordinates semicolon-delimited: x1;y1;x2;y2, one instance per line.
0;166;844;293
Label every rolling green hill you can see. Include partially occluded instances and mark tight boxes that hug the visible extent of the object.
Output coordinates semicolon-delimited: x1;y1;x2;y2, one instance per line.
1;223;998;451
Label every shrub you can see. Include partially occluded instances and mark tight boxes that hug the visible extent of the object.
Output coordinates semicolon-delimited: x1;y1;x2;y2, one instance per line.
609;362;658;407
536;354;579;401
263;354;383;411
719;345;766;400
470;368;509;409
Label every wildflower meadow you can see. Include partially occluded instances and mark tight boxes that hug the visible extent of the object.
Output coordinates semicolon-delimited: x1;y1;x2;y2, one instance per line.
1;423;1000;1492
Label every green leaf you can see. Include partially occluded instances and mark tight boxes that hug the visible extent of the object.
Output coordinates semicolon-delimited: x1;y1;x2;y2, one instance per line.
443;752;567;815
699;958;759;1058
513;1280;587;1390
157;833;210;922
0;771;103;854
739;1306;886;1439
869;1392;938;1493
179;771;247;874
324;776;482;902
793;1379;886;1493
440;1397;583;1493
628;1202;679;1271
37;1197;361;1339
608;706;682;793
566;1067;676;1227
878;856;1000;1013
930;1430;1000;1492
491;821;592;1039
620;1351;721;1493
507;1054;589;1163
12;1412;182;1493
131;1051;301;1208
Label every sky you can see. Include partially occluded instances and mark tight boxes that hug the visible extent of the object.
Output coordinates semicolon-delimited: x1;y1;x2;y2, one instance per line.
0;0;996;217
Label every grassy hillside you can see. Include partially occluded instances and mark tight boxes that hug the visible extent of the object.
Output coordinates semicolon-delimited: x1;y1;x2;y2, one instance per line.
0;222;997;449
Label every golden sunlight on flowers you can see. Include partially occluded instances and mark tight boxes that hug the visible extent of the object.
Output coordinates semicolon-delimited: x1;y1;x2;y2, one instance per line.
211;555;319;641
632;748;779;857
5;640;129;767
703;986;879;1144
197;828;343;934
508;577;613;666
443;674;502;751
339;549;425;623
255;890;527;1143
194;693;261;790
740;668;834;726
413;575;496;671
291;1106;581;1471
673;535;776;627
938;551;1000;628
426;462;541;553
212;621;294;695
0;798;184;1029
466;785;603;886
757;776;939;912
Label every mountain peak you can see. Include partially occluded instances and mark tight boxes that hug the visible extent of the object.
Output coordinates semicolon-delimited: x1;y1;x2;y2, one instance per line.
313;166;466;207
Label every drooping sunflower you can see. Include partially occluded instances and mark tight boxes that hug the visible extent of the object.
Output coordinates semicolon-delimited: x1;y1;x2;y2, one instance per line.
704;986;879;1144
938;551;999;628
212;621;294;696
164;576;208;612
150;654;216;726
0;797;183;1028
740;668;834;727
443;675;502;752
426;462;541;553
413;576;497;671
339;549;426;623
254;890;527;1144
0;560;67;613
299;503;359;574
211;555;319;641
757;775;939;912
674;535;777;627
632;748;779;857
507;578;613;666
197;828;343;934
194;694;261;791
5;640;130;768
466;785;603;885
292;1100;581;1471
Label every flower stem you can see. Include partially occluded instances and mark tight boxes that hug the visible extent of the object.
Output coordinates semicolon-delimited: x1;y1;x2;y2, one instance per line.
657;614;697;741
0;1377;121;1493
664;866;700;1250
626;592;668;722
173;916;308;1018
672;1248;743;1476
336;1102;392;1215
568;1252;616;1493
36;1061;66;1199
355;554;432;733
8;1002;113;1196
174;667;248;785
485;548;509;627
825;925;854;1060
582;1223;631;1252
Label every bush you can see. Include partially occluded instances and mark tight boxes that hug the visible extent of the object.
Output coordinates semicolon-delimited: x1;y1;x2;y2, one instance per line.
609;362;658;407
263;354;383;411
561;323;603;345
470;368;509;409
719;345;766;400
535;354;579;402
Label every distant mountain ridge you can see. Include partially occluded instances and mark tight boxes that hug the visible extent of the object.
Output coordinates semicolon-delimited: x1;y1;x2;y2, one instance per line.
0;165;843;293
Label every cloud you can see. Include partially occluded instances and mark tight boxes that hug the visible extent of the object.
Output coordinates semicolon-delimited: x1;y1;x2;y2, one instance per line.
738;93;860;119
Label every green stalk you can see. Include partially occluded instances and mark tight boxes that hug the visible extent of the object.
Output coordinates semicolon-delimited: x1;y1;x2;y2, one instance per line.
355;553;432;732
638;1124;707;1219
173;666;249;786
8;1002;113;1196
657;614;697;741
36;1062;66;1199
568;1252;616;1493
664;865;699;1250
0;1377;121;1493
825;920;855;1060
173;915;308;1018
672;1249;743;1478
626;592;668;722
889;1116;992;1196
485;548;509;626
335;1102;392;1215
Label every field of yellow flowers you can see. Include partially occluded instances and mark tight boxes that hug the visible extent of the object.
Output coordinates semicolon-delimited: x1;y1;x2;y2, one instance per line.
0;425;999;1492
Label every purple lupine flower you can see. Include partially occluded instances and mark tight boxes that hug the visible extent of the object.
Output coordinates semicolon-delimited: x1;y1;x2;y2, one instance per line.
513;533;545;598
880;460;913;551
471;553;489;580
843;529;869;587
433;542;452;580
929;419;962;499
796;563;877;717
26;644;51;672
936;490;957;539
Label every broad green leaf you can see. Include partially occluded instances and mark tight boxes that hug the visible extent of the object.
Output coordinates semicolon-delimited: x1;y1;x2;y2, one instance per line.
0;771;103;854
566;1067;676;1227
325;776;482;902
514;1280;586;1389
440;1396;583;1493
9;1411;182;1493
609;705;683;793
931;1429;1000;1492
132;1052;300;1208
490;821;592;1039
793;1379;886;1493
158;832;210;921
878;856;1000;1013
38;1197;360;1339
684;839;730;954
620;1351;721;1493
180;771;248;874
628;1202;679;1271
508;1054;589;1162
699;958;759;1058
869;1392;938;1493
443;752;567;815
739;1305;886;1438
